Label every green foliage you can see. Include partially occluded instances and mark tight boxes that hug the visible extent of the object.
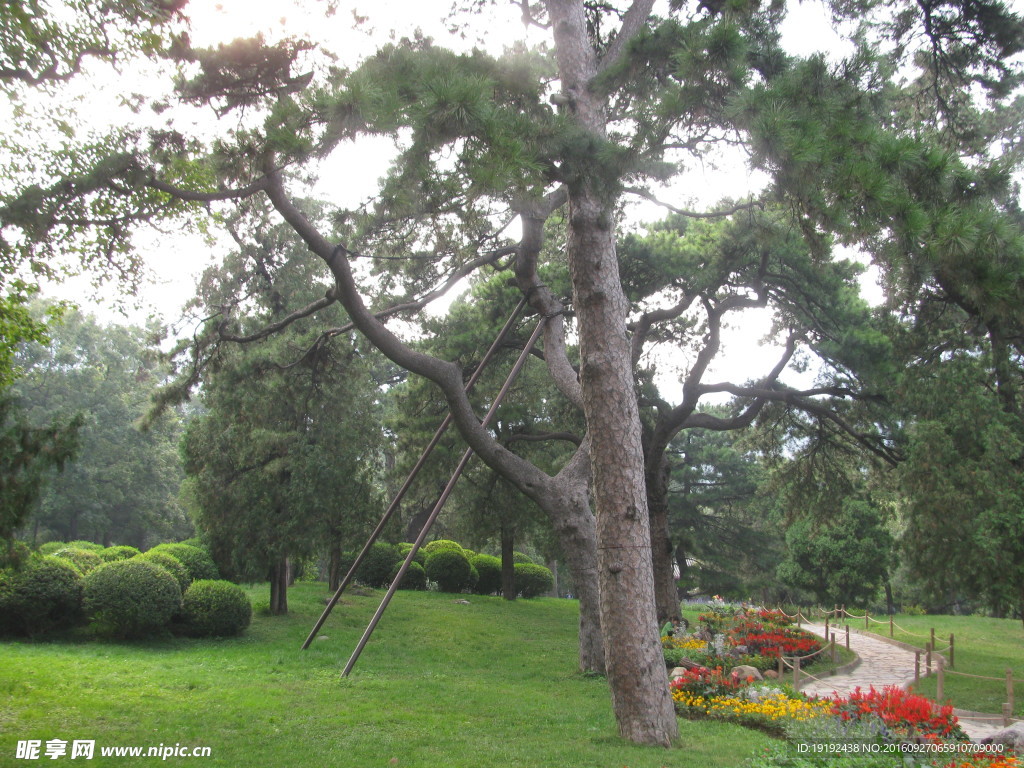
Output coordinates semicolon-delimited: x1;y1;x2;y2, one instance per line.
82;559;181;639
512;551;534;564
64;540;103;551
0;554;82;636
390;559;427;591
776;499;893;608
53;547;104;574
100;545;142;562
0;393;81;540
147;543;218;583
421;539;465;556
514;562;554;598
397;543;426;566
179;579;252;637
470;553;501;595
134;550;190;592
12;308;189;548
356;542;400;588
424;548;473;593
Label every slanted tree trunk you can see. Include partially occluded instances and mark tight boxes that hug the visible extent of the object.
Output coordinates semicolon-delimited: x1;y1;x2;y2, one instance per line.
269;558;289;615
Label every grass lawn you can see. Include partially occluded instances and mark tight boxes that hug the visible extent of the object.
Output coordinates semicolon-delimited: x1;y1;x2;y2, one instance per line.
1;584;775;767
829;612;1024;718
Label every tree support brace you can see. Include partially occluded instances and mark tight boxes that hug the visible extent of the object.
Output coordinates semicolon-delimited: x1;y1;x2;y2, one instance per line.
300;296;530;651
341;314;548;677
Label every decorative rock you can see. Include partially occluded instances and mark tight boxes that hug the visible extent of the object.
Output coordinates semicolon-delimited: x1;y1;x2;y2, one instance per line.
979;722;1024;751
730;664;763;682
453;599;471;605
763;669;779;679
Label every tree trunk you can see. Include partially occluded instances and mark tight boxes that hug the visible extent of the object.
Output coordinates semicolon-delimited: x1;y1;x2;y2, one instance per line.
646;452;679;623
269;558;289;615
500;518;516;601
328;541;342;592
545;0;677;744
547;558;559;597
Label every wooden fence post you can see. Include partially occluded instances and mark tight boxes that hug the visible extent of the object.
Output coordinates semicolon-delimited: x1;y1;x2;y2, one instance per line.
831;633;836;664
936;657;944;702
1007;669;1014;715
949;634;955;668
915;651;921;685
865;610;870;630
931;627;936;652
890;615;894;638
793;656;800;689
1004;702;1012;728
845;624;850;650
926;641;932;673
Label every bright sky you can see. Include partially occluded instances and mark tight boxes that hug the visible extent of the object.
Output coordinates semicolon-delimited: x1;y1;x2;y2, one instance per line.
35;0;869;390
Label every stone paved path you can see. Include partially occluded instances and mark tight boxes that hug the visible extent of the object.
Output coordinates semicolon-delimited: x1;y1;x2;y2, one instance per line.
798;623;1005;742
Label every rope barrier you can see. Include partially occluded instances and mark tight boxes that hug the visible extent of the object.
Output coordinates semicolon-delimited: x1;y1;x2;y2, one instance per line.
943;669;1011;682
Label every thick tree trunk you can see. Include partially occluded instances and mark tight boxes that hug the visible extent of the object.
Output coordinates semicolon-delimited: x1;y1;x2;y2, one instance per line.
646;452;680;623
269;558;289;615
328;541;342;592
500;519;516;601
545;0;677;745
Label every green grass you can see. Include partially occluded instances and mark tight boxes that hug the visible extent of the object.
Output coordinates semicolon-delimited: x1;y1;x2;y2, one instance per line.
1;584;775;767
829;612;1024;717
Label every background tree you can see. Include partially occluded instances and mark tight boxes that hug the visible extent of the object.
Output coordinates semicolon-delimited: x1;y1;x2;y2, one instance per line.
11;306;187;547
180;223;385;614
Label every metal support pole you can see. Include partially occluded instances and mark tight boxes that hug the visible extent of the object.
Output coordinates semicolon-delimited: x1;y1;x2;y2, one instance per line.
301;297;528;650
341;317;547;678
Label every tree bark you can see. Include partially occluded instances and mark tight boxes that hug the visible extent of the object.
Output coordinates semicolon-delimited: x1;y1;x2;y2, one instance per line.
500;518;516;601
646;452;680;623
269;558;289;615
545;0;677;744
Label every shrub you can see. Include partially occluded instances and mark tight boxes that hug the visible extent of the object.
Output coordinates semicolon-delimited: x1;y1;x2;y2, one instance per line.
100;545;142;562
1;539;31;570
180;580;251;637
470;554;502;595
0;555;82;636
397;543;426;566
148;543;219;582
53;547;104;574
134;550;191;592
37;541;67;556
515;562;553;598
390;559;427;590
65;540;103;552
424;548;473;593
356;542;400;588
512;551;534;564
83;560;182;638
421;539;465;556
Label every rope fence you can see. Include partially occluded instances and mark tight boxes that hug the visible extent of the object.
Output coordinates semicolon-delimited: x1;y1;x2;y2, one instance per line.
777;605;1021;728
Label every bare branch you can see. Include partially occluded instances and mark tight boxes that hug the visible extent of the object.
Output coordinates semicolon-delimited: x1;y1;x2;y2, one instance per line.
624;187;765;219
599;0;657;74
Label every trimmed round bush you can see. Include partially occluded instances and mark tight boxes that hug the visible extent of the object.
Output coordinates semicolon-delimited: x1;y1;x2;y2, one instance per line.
470;554;502;595
515;562;554;598
37;541;67;556
421;539;465;556
147;543;219;582
0;555;82;636
397;543;426;566
356;542;400;588
54;547;104;574
135;550;191;592
100;545;141;562
180;580;251;637
390;559;427;590
512;551;534;564
424;548;473;593
83;560;182;638
65;540;103;552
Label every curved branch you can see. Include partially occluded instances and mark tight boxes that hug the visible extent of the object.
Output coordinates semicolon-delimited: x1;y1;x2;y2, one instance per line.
624;187;765;219
599;0;657;74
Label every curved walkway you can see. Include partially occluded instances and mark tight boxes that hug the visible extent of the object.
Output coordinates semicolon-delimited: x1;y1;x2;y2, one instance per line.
799;623;1005;742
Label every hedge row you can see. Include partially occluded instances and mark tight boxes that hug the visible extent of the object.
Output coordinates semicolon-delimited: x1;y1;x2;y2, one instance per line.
349;540;554;598
0;541;250;640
